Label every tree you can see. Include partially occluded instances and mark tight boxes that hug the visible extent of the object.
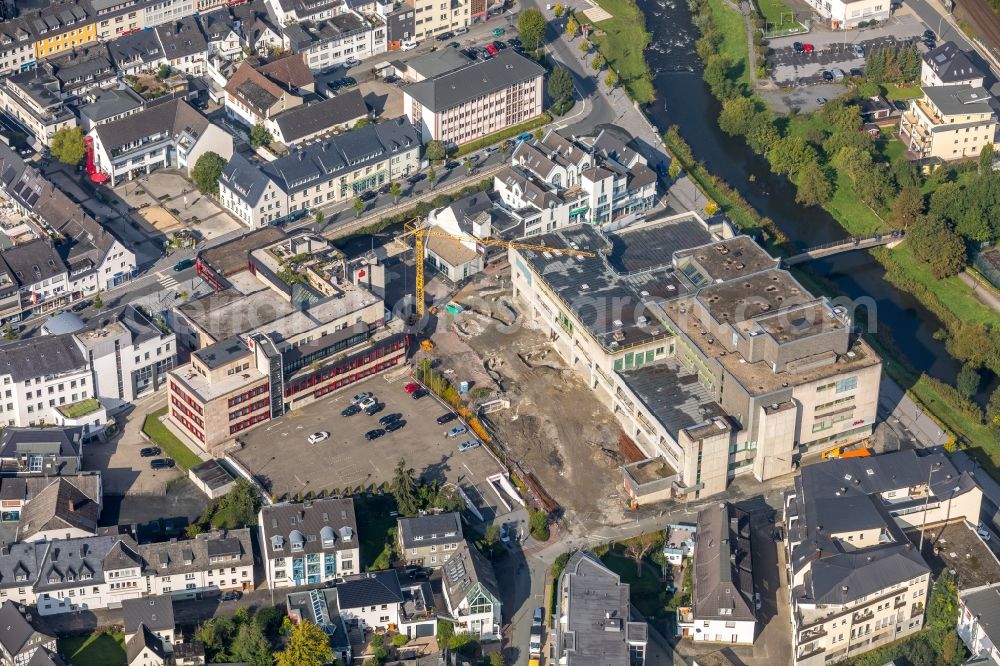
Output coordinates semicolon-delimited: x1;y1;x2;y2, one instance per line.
425;140;447;162
591;54;605;71
2;327;17;341
623;532;661;576
353;196;364;217
717;96;758;137
232;621;272;666
990;384;1000;430
548;68;573;106
389;181;401;203
940;629;964;666
553;3;564;15
315;210;325;226
565;15;579;39
927;569;960;630
195;617;236;657
483;523;501;547
518;8;546;51
250;123;272;148
213;478;261;528
891;186;924;228
253;606;281;637
766;136;816;177
50;127;86;166
795;162;833;207
390;458;420;516
605;69;618;89
427;166;437;190
579;39;591;54
276;620;334;666
957;363;981;400
529;507;549;541
488;653;505;666
909;215;967;279
703;55;740;100
157;63;172;80
191;151;227;196
92;292;104;310
464;156;473;174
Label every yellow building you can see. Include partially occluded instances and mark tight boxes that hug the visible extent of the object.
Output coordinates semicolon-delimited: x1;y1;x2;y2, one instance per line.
29;5;97;60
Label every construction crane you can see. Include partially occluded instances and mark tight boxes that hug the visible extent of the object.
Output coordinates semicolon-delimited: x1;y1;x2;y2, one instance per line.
399;219;595;316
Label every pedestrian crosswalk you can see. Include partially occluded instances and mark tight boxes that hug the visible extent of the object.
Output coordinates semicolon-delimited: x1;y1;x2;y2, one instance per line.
157;274;179;290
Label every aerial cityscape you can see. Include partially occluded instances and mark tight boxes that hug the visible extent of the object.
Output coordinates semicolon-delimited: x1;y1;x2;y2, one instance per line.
0;0;997;662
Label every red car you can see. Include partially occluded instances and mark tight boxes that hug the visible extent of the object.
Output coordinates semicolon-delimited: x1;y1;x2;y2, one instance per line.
802;43;814;53
404;382;421;393
485;43;499;56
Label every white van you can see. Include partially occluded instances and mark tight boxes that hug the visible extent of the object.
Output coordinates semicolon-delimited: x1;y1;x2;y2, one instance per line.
402;39;418;50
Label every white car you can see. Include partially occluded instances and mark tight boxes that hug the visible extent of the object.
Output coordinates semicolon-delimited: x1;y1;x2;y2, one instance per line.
500;524;511;543
978;528;991;542
358;396;377;409
402;39;418;51
344;57;361;68
308;431;330;444
351;392;373;404
457;439;479;451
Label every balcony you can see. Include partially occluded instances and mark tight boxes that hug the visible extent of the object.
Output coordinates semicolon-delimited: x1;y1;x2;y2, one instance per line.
676;606;694;625
852;609;874;623
797;644;826;660
798;627;828;643
894;598;906;609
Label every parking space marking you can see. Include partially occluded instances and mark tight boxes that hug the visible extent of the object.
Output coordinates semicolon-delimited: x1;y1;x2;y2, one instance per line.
463;462;475;478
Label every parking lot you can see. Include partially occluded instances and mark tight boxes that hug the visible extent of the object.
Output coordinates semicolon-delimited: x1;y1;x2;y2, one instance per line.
231;373;516;525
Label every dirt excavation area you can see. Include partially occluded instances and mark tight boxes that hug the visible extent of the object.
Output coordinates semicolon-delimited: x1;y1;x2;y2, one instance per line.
426;272;628;528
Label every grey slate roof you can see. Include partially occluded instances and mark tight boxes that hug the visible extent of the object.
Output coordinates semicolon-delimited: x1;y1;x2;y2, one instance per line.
17;476;101;541
125;624;167;664
0;542;44;591
0;238;67;285
0;335;87;383
46;44;116;91
260;498;359;560
282;14;367;52
557;551;647;666
923;84;994;117
0;600;53;658
94;99;209;154
25;647;68;666
0;427;83;460
691;503;755;622
924;41;985;83
219;152;273;207
108;29;164;68
403;50;545;113
337;570;404;609
33;535;140;594
77;88;144;125
397;512;463;550
962;585;1000;648
123;595;175;635
442;540;499;608
138;529;252;577
155;16;208;60
198;8;239;40
273;90;368;144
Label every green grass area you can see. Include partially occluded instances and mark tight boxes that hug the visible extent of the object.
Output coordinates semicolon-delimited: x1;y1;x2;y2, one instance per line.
600;552;671;619
58;397;102;419
756;0;803;32
877;131;906;164
889;245;1000;326
824;170;887;236
141;407;202;470
452;113;551;157
588;0;656;103
885;83;922;100
705;0;750;89
355;494;398;571
58;632;126;666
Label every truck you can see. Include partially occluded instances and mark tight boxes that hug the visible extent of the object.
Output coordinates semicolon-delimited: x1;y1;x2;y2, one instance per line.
529;625;543;657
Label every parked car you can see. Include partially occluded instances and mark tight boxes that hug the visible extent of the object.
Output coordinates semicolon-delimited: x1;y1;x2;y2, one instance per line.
327;79;344;92
385;419;406;433
831;68;845;81
792;41;804;53
447;41;460;48
352;392;373;404
140;447;161;457
852;44;864;58
341;404;361;416
802;42;814;53
455;26;468;35
446;424;468;438
437;412;458;425
359;190;376;201
923;29;935;41
492;27;505;36
72;300;92;312
457;439;479;451
384;74;400;84
365;428;386;441
379;413;402;427
407;172;427;184
358;396;377;409
402;39;418;51
173;258;195;272
436;30;454;41
462;48;479;59
485;43;499;56
308;431;330;444
507;37;522;47
344;57;361;67
412;388;429;399
445;160;459;170
150;458;175;470
404;382;421;393
978;527;992;541
821;70;834;81
365;402;384;416
816;97;828;105
220;591;242;601
493;40;506;50
533;607;544;625
340;76;358;88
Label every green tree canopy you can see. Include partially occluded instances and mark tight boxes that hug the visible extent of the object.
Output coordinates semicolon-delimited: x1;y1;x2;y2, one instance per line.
425;140;447;161
390;181;401;202
192;151;227;196
891;186;924;228
565;15;579;38
250;123;272;148
909;214;967;279
548;67;573;104
766;136;817;177
718;96;758;137
591;54;605;71
391;457;420;516
794;162;833;207
50;127;86;166
232;620;272;666
518;8;546;50
957;363;981;400
213;477;261;528
927;569;959;630
276;620;334;666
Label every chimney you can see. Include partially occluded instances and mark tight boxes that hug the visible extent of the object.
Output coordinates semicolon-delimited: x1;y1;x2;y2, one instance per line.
68;500;76;512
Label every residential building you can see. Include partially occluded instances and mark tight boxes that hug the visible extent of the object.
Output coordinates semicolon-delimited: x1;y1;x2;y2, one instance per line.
76;87;145;132
441;540;501;639
507;215;883;500
799;0;889;29
123;596;176;650
286;588;352;663
676;503;756;645
198;8;242;58
0;541;43;607
403;50;545;145
382;2;415;50
397;512;464;568
89;0;146;41
0;335;92;428
0;600;56;666
125;626;167;666
0;70;76;149
282;12;385;73
155;16;208;76
857;95;893;123
266;0;345;25
899;84;998;162
137;529;254;597
410;0;470;40
44;44;117;96
258;498;360;589
0;240;71;319
422;192;502;282
143;0;196;29
14;475;102;542
784;450;981;665
89;98;234;185
336;570;438;638
555;551;648;665
921;41;985;88
107;28;166;76
0;24;37;77
0;427;83;476
223;60;305;128
269;90;369;146
219;118;420;229
957;583;1000;664
26;2;97;60
257;53;316;95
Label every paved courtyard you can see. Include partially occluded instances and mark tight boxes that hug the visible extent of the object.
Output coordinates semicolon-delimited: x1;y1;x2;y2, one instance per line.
114;170;242;241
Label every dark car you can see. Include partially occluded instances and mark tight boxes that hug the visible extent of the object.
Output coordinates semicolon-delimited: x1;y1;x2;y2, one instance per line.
341;404;361;416
173;258;195;272
436;412;458;425
507;37;521;47
379;413;402;427
436;30;454;41
923;29;935;41
493;40;506;50
220;591;242;601
327;79;344;91
411;388;429;399
407;172;427;184
71;299;92;312
365;428;386;440
150;458;175;470
793;41;804;53
140;447;161;457
359;190;377;202
365;402;384;416
385;419;406;433
384;74;400;84
445;160;459;169
340;76;357;87
821;70;834;81
463;48;479;59
447;41;460;48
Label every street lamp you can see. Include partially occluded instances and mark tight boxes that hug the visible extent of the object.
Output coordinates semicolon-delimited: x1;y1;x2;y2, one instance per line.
918;461;942;552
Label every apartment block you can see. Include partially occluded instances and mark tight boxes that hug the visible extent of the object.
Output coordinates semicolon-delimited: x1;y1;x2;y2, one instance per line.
403;50;545;146
397;512;464;567
282;12;385;72
899;84;997;162
508;214;882;501
0;336;92;428
90;0;147;41
921;42;985;88
335;570;437;638
410;0;470;40
958;583;1000;663
0;427;83;476
258;498;360;589
223;59;306;128
784;450;981;665
0;70;76;149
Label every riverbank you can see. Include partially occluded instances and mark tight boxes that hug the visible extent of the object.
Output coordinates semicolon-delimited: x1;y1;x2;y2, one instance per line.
577;0;655;104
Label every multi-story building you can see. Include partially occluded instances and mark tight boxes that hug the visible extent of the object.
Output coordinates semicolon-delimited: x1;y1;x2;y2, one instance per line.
957;582;1000;663
921;42;985;88
0;426;83;476
89;98;233;185
25;2;97;60
0;336;92;428
199;8;242;58
784;450;981;665
403;50;545;146
676;503;756;645
44;44;118;97
799;0;889;29
286;588;353;663
219;117;420;229
397;512;464;567
899;84;997;162
508;214;883;500
77;88;144;132
123;596;176;651
283;13;386;73
556;551;648;665
258;498;360;589
155;16;208;76
107;28;167;76
441;540;501;639
137;530;254;597
143;0;196;30
269;90;369;146
0;600;57;666
12;475;103;543
336;570;438;638
0;70;76;149
0;24;37;76
223;60;305;128
89;0;147;41
410;0;470;40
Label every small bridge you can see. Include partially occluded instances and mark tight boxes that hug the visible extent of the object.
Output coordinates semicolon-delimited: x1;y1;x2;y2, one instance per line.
782;231;905;266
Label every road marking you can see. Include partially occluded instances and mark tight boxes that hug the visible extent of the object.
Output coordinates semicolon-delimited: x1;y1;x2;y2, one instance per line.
463;462;475;478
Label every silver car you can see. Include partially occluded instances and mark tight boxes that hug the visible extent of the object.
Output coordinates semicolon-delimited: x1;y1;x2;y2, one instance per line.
457;439;479;452
446;425;468;438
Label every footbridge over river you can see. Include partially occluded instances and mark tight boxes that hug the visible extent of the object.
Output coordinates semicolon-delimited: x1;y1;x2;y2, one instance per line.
781;231;906;266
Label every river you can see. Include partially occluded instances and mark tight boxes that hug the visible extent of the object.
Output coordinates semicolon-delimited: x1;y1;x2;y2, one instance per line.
636;0;993;393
